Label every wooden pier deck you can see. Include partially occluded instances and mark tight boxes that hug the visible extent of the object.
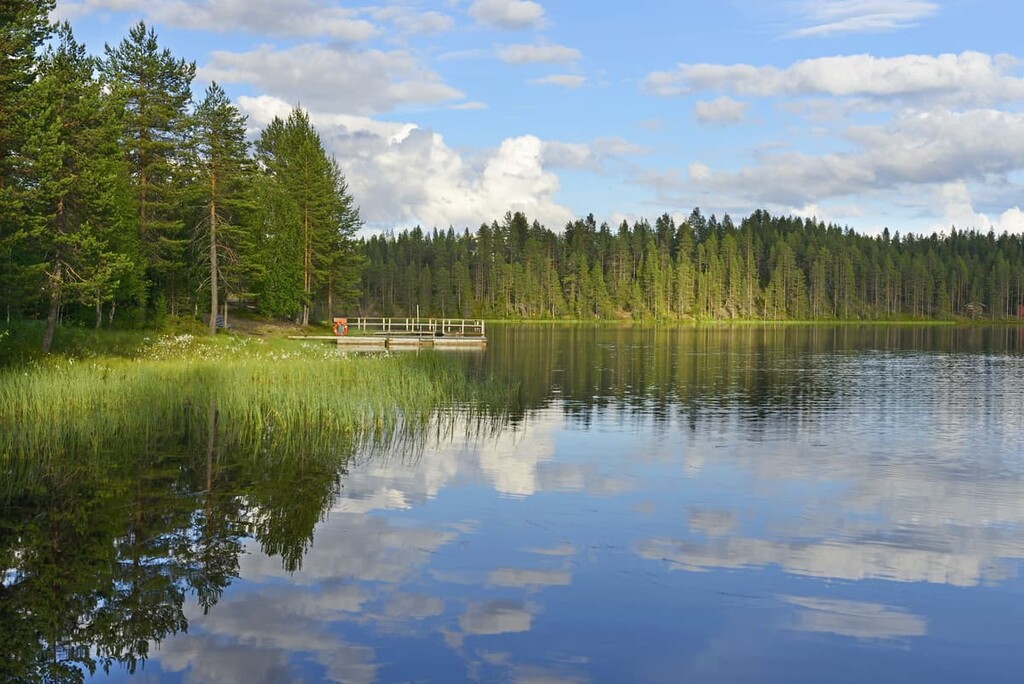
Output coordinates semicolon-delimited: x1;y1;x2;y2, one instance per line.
289;317;487;350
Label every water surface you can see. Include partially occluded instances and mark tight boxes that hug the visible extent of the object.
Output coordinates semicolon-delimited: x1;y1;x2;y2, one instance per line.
5;325;1024;683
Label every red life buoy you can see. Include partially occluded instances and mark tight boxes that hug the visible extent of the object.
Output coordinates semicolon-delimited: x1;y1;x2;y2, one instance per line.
333;319;349;336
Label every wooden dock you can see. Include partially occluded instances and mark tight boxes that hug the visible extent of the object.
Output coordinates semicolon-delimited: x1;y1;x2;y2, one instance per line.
289;317;486;350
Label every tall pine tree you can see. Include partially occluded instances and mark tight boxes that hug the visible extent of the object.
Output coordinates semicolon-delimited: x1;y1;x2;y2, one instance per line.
192;82;252;334
102;22;195;317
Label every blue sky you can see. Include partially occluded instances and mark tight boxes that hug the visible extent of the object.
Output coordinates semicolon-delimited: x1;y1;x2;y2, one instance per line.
55;0;1024;235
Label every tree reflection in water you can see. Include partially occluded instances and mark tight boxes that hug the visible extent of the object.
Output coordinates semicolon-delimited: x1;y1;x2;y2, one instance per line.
0;395;357;683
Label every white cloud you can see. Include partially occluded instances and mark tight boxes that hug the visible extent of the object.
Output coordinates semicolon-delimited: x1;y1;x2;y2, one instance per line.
498;43;581;65
529;74;586;88
384;592;446;619
469;0;545;29
59;0;379;41
933;182;1024;234
543;137;647;171
687;163;711;181
694;96;748;124
157;585;381;684
787;0;938;38
373;7;454;35
644;51;1024;106
51;1;94;21
200;44;462;115
671;108;1024;214
635;118;663;132
450;101;489;110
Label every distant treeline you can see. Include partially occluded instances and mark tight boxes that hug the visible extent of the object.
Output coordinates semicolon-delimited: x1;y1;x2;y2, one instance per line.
360;210;1024;321
2;6;361;351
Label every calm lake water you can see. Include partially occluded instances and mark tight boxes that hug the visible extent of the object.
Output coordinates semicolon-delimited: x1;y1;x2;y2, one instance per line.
6;325;1024;683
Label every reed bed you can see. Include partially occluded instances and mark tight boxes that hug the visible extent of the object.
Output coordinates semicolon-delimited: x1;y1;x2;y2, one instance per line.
0;334;502;466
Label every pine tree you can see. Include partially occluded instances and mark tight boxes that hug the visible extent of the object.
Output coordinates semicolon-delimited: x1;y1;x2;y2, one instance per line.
102;22;195;317
192;82;252;335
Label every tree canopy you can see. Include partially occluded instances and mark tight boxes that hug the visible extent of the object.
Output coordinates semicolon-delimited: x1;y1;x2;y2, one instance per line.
359;210;1024;321
1;20;363;346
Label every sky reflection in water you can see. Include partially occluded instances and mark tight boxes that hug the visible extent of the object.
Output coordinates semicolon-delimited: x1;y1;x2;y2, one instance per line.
86;326;1024;682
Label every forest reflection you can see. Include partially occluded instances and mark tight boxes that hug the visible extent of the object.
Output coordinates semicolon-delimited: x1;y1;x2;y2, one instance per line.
480;323;1024;425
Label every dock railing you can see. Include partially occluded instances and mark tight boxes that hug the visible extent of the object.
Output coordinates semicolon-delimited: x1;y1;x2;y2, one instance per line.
342;317;486;338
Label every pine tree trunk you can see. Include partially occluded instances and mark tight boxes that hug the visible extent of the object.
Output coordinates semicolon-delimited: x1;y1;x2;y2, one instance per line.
42;260;62;354
209;171;218;336
302;208;311;326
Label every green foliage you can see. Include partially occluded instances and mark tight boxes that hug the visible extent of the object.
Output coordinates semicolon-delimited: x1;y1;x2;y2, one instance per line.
0;1;55;322
102;21;196;317
0;336;497;460
21;23;142;351
360;209;1024;322
2;18;367;347
191;81;253;334
252;108;362;325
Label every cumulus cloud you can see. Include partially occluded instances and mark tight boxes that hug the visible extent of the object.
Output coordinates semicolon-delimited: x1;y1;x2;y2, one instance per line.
469;0;545;29
644;51;1024;106
529;74;586;88
57;0;379;41
694;96;748;124
787;0;938;38
933;182;1024;234
200;44;463;115
498;43;581;65
668;108;1024;214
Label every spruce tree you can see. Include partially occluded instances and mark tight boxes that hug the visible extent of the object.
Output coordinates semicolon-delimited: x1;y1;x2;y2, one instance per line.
22;23;140;351
0;0;54;322
102;22;195;317
253;108;361;324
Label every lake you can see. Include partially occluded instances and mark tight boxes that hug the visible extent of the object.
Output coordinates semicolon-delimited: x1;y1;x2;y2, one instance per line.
4;324;1024;683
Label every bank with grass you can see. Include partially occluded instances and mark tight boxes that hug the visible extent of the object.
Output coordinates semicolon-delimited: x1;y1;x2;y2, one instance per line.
0;328;508;474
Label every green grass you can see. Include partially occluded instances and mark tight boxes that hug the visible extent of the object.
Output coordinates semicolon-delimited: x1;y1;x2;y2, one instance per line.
0;333;507;464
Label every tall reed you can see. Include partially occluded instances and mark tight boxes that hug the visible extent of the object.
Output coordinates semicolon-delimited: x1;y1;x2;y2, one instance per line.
0;335;506;467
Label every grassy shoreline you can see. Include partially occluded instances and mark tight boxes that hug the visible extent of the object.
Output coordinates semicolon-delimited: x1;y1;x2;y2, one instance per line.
2;314;1017;362
0;329;504;464
479;317;1012;327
